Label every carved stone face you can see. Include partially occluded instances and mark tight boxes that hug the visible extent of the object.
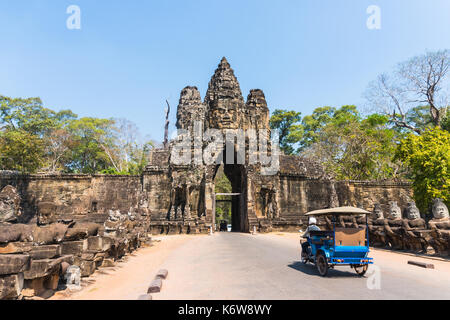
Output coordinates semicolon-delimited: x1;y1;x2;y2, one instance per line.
388;201;402;219
432;199;449;219
406;202;421;220
209;102;239;129
372;204;384;219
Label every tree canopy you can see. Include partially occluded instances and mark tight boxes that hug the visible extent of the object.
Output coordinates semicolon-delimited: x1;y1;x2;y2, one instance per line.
365;50;449;133
269;109;303;155
395;128;450;214
0;95;154;174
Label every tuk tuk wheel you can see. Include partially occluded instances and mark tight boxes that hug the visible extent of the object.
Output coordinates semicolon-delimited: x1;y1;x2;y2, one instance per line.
354;264;368;276
316;253;328;277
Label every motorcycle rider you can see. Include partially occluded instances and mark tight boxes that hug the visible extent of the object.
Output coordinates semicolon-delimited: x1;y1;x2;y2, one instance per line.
301;217;321;256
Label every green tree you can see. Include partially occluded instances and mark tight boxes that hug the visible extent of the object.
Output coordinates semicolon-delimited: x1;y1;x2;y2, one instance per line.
0;96;58;172
442;109;450;132
0;96;60;136
67;117;117;173
0;94;154;175
300;106;360;152
0;129;44;172
395;128;450;214
301;107;402;180
269;109;303;155
215;167;232;224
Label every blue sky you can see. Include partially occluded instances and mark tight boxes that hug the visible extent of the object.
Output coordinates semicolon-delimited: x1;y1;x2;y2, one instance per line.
1;0;449;142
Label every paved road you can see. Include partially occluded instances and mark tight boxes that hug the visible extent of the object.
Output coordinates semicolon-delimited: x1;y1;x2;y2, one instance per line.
155;232;450;300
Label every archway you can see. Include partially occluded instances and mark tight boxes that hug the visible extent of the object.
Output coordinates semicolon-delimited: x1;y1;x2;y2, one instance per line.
213;164;248;232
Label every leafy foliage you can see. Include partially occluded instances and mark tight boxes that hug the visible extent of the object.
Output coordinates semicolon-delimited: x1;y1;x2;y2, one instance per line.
0;95;154;174
0;129;44;172
269;109;303;155
214;166;232;224
269;106;404;180
303;110;402;180
395;128;450;214
300;105;359;152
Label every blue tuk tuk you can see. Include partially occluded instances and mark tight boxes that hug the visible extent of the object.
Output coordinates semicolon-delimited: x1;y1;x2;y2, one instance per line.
300;207;374;277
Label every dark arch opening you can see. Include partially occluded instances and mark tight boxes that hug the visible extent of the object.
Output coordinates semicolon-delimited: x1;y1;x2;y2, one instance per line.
213;164;248;232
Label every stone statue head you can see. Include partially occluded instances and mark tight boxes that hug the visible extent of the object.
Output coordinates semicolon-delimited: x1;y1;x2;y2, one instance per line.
209;101;240;129
406;202;421;220
432;198;449;219
206;58;245;130
372;203;384;220
388;201;402;219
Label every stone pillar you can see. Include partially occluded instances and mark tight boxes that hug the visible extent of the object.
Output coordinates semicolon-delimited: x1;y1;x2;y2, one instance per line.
204;182;214;223
185;184;191;219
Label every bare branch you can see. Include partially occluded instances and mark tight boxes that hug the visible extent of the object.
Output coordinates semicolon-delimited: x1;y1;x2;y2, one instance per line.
365;50;449;132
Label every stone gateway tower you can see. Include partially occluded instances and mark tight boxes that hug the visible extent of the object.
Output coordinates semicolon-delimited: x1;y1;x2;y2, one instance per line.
143;58;412;234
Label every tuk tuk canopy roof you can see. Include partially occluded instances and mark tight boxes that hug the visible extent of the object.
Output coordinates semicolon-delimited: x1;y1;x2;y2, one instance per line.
305;206;370;216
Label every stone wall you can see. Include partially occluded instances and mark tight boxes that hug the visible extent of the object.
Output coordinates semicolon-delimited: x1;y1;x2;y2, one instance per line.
0;173;151;300
0;172;142;225
0;211;151;299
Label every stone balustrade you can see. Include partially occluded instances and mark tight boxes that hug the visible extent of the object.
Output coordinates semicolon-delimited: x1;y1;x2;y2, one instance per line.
0;207;152;300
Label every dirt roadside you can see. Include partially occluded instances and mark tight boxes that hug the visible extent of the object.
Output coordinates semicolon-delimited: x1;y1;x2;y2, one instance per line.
50;234;199;300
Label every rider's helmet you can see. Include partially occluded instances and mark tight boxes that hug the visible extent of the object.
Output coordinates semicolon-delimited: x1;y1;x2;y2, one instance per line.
309;217;317;225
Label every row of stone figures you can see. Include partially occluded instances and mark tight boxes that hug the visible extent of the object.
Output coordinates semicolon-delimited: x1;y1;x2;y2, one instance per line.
323;199;449;256
0;184;153;299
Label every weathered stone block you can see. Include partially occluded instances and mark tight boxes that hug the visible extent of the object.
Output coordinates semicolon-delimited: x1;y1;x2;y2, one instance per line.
29;245;61;260
0;242;33;254
23;255;73;280
147;278;162;293
93;252;106;262
101;258;115;267
60;261;70;275
80;252;95;261
0;185;22;223
0;254;30;275
44;273;60;290
65;222;100;241
155;269;168;280
87;236;113;252
0;273;24;299
73;257;96;277
32;223;68;245
23;277;45;296
0;224;33;243
61;240;87;256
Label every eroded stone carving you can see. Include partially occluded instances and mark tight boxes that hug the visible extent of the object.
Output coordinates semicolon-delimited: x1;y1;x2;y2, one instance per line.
0;185;22;223
372;203;384;220
64;265;81;289
205;57;246;130
385;201;404;249
402;203;428;253
405;202;421;220
428;199;450;255
368;204;387;247
388;201;402;219
431;198;449;219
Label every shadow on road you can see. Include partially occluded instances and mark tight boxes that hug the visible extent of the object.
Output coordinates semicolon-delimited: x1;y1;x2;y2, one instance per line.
288;261;365;278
